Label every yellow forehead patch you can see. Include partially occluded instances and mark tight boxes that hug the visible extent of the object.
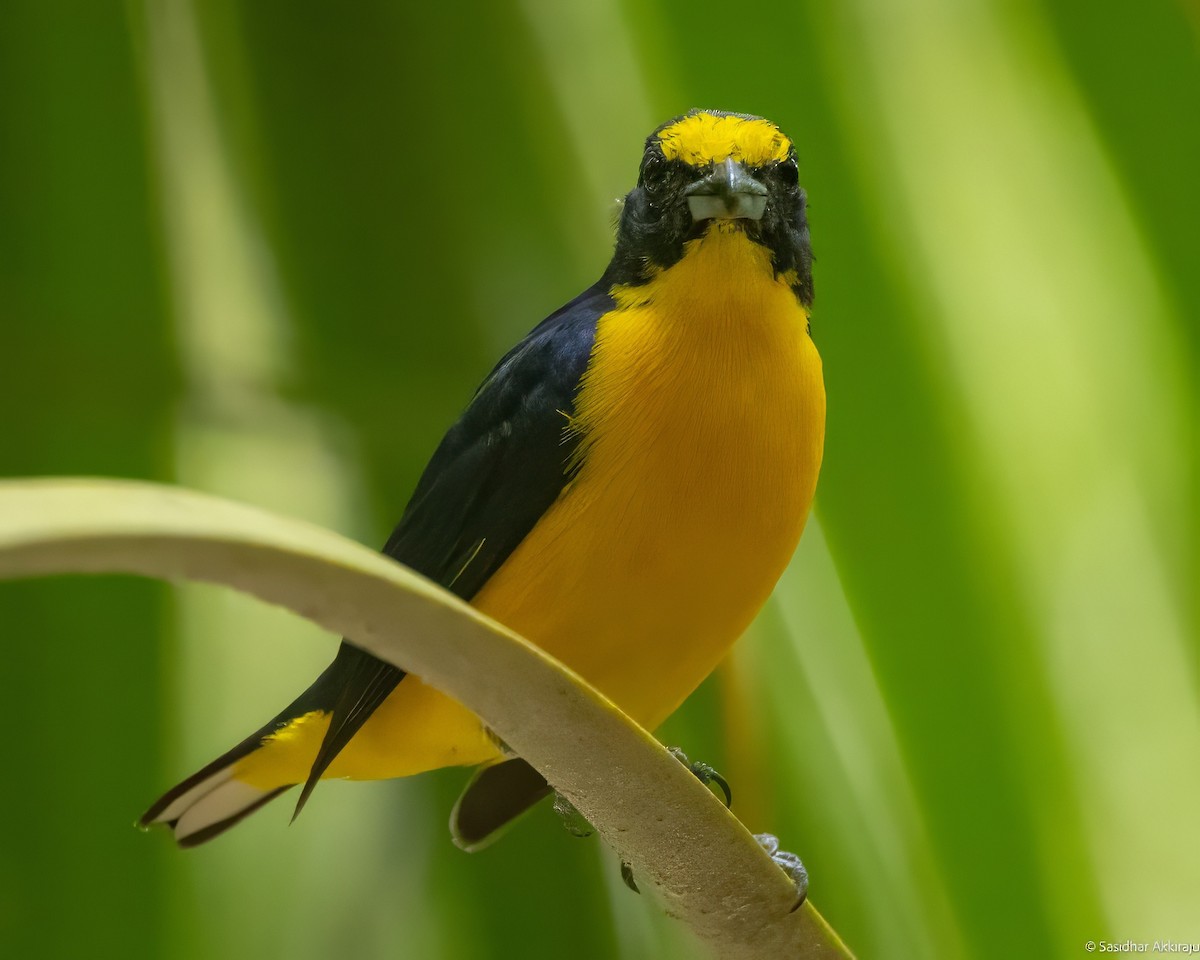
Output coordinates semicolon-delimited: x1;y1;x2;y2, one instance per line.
656;112;792;167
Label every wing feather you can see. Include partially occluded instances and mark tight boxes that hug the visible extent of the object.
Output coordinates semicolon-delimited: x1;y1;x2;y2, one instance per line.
143;281;612;839
293;281;610;805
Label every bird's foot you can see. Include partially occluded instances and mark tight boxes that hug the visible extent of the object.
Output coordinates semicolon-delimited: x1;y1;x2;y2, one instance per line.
754;832;809;910
617;747;735;894
667;746;732;808
554;748;741;895
550;790;644;893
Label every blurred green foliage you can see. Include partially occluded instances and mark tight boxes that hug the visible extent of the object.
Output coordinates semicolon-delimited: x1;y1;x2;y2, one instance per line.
1;1;1196;958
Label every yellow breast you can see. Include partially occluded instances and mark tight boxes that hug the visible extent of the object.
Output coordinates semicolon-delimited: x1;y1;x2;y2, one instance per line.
473;228;825;728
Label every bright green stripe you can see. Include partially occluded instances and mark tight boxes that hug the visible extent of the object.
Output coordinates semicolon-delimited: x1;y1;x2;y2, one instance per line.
0;2;176;957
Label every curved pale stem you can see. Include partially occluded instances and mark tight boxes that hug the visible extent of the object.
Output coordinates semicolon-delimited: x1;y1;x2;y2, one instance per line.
0;477;854;960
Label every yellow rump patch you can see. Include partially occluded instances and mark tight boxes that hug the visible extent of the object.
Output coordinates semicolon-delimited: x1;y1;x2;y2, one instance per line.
656;112;792;167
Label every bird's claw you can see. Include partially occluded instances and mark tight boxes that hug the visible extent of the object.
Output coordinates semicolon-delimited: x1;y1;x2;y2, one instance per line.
557;748;737;896
617;747;735;893
667;746;732;808
620;859;639;893
754;832;809;910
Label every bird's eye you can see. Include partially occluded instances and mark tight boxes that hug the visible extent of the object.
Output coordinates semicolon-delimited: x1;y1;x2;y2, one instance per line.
640;153;667;190
776;158;800;186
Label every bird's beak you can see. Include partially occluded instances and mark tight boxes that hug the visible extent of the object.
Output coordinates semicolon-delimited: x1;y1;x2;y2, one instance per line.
685;158;768;222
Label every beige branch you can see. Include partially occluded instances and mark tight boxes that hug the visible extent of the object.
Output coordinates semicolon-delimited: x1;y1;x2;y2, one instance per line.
0;477;854;959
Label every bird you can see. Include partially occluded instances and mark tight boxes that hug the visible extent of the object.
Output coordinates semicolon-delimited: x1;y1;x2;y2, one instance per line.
140;108;826;849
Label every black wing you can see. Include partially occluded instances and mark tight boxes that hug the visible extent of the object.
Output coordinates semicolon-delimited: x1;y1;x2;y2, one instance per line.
383;281;607;594
290;281;609;812
142;281;611;838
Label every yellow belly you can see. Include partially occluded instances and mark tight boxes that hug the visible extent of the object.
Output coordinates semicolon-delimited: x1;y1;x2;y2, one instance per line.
475;230;824;727
240;228;824;786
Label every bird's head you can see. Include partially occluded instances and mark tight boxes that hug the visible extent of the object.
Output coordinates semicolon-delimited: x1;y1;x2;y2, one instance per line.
608;110;813;307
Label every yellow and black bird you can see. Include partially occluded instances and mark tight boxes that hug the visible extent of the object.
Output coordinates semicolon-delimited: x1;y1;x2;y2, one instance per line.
141;109;826;849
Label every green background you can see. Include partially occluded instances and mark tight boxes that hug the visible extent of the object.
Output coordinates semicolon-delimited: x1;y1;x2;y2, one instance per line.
1;1;1196;957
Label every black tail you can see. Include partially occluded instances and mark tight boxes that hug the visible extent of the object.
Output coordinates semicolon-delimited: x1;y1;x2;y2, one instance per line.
138;719;295;845
292;648;405;819
140;642;405;846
